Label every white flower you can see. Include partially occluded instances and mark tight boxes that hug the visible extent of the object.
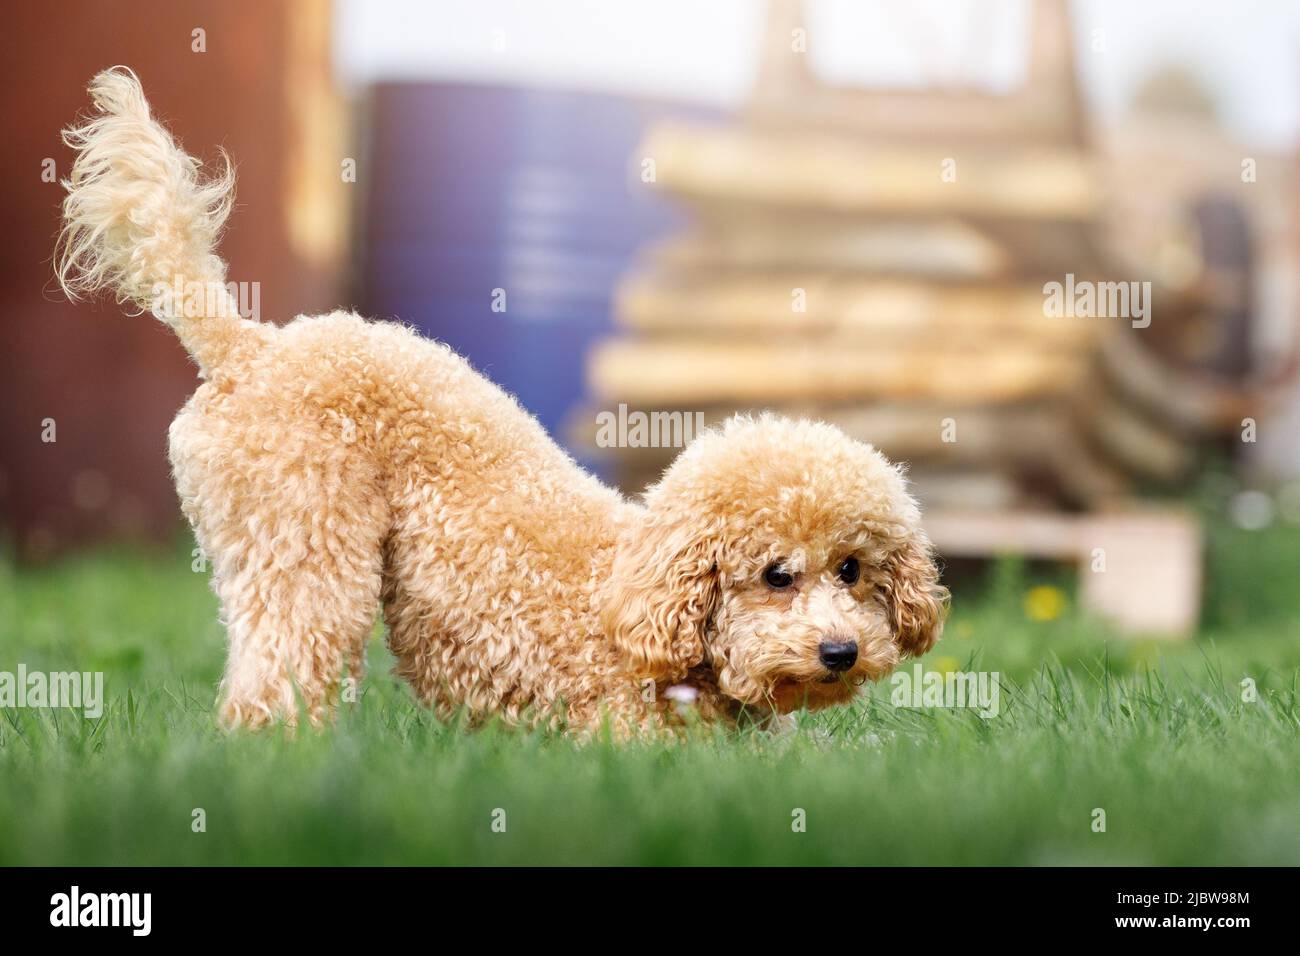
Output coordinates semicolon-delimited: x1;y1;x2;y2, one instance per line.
664;684;698;705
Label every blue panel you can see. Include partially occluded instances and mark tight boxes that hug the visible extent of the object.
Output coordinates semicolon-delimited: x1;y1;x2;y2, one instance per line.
358;82;722;447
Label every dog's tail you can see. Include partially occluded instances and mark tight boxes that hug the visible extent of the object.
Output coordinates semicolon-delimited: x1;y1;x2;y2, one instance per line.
55;67;260;375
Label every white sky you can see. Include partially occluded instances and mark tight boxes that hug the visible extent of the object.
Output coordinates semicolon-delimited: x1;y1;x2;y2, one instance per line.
336;0;1300;149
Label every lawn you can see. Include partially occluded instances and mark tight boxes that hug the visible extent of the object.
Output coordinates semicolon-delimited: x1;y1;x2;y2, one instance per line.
1;508;1298;866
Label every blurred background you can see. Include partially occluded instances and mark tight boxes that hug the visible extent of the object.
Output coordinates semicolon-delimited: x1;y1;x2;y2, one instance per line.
3;0;1300;640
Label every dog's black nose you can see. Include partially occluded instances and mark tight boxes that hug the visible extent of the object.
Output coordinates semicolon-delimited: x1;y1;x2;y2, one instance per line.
819;640;858;672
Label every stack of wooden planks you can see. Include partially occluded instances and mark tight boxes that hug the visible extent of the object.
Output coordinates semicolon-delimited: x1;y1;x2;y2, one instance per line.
584;0;1122;505
578;0;1212;635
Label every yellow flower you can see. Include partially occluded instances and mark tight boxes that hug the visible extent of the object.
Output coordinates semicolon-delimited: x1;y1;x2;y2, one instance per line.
932;656;960;674
1024;585;1067;622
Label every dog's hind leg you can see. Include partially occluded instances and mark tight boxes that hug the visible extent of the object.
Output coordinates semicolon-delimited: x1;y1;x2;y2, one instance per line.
213;541;383;730
174;409;389;729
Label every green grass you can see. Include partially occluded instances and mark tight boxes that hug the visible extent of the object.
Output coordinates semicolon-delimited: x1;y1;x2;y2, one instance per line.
1;515;1299;865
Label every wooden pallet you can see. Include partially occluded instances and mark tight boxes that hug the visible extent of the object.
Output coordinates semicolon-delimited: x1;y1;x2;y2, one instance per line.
924;509;1202;638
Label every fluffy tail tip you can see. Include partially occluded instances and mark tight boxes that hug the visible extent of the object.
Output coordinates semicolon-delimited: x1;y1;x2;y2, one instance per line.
54;66;234;313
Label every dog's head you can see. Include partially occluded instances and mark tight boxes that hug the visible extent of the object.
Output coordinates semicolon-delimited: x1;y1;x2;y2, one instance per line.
602;415;946;714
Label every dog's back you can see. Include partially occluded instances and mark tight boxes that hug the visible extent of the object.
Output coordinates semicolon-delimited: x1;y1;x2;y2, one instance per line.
59;68;641;730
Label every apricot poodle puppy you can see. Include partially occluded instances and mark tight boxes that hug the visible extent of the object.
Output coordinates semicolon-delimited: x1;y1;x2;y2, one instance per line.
56;69;947;734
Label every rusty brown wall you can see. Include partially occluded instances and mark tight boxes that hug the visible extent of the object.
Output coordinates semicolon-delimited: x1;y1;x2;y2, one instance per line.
0;1;342;558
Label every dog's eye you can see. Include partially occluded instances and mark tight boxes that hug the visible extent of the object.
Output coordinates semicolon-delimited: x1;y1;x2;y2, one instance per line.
837;556;860;585
763;563;794;589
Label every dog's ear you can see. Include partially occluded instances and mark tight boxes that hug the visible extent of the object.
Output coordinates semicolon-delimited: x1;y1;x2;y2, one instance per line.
602;514;719;684
882;531;947;657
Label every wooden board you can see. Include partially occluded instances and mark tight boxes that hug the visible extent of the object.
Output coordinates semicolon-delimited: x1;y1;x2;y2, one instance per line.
924;508;1201;637
749;0;1087;149
568;399;1131;508
587;340;1087;405
640;123;1099;220
647;218;1011;278
616;273;1100;348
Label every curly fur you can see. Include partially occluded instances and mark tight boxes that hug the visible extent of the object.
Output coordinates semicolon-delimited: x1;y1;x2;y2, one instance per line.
56;69;947;735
